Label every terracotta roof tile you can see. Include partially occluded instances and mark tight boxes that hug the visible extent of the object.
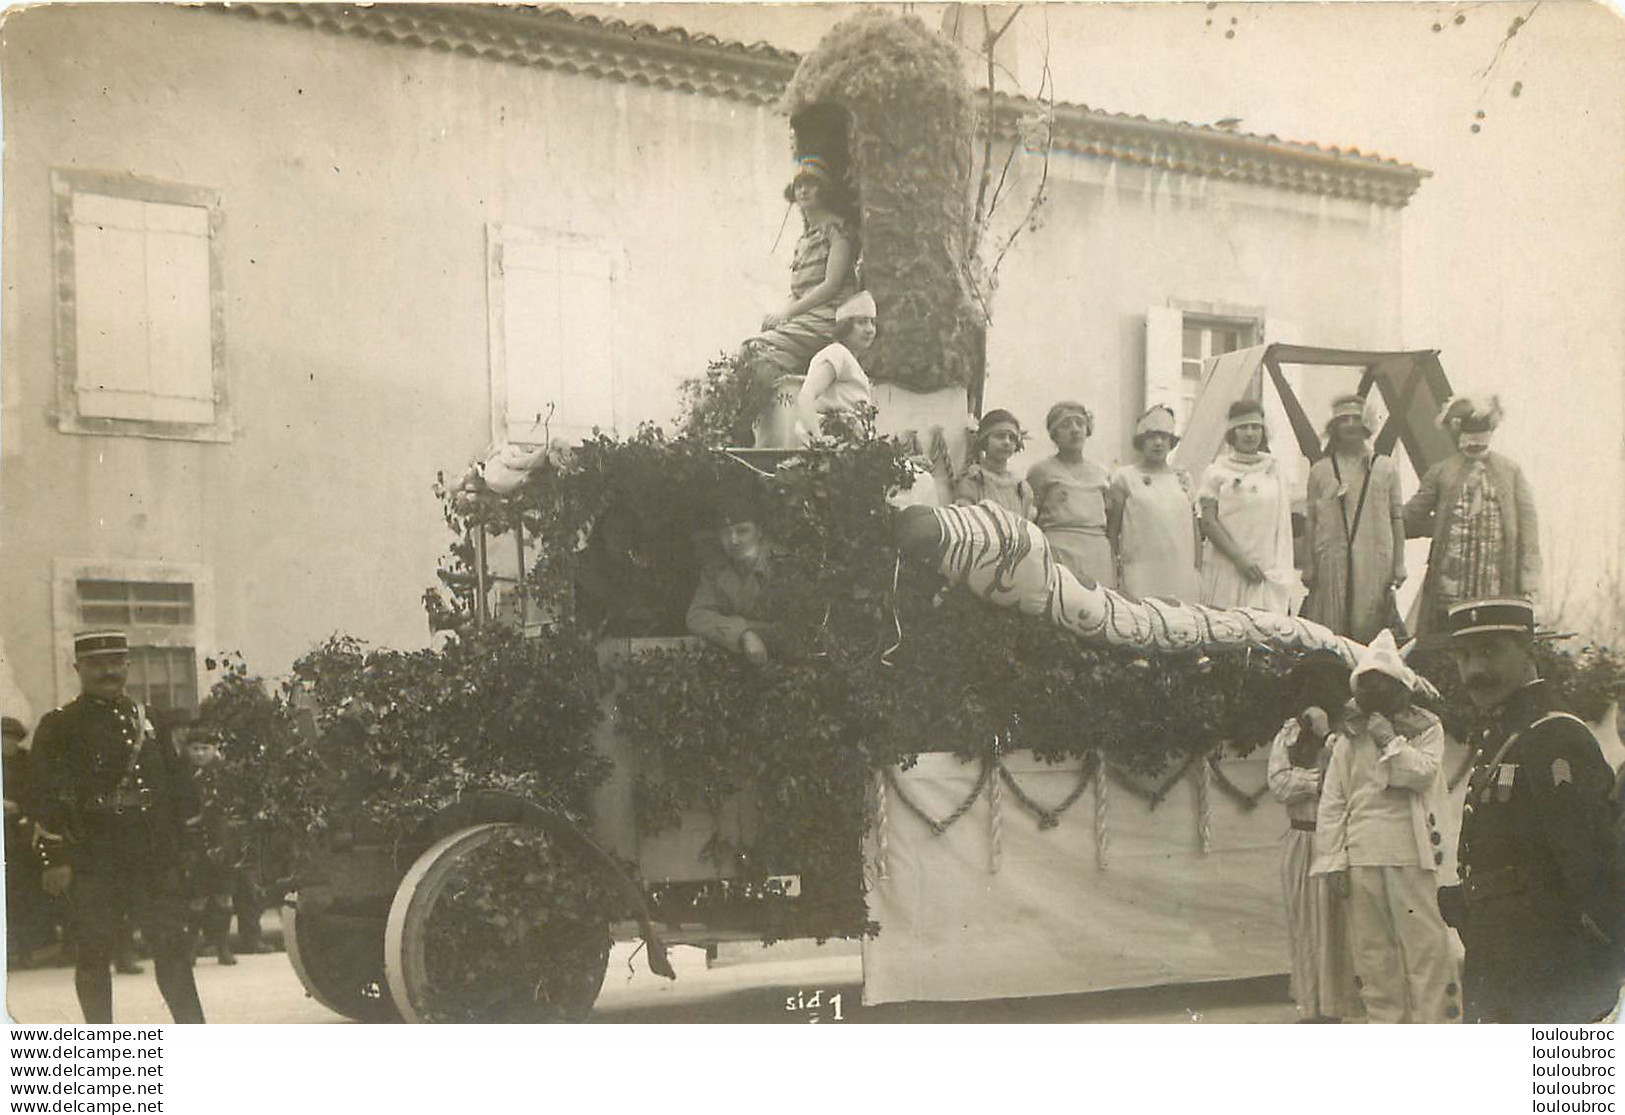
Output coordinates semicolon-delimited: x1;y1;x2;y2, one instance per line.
223;4;1428;206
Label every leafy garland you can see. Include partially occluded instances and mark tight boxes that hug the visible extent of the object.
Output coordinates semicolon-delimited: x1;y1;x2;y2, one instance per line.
196;626;609;865
200;357;1625;950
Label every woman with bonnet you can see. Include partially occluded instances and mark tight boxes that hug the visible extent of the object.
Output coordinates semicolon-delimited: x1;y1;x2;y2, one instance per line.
1106;405;1200;601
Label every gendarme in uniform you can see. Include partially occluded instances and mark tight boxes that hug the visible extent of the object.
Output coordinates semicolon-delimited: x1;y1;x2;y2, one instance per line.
1446;599;1624;1023
31;630;205;1024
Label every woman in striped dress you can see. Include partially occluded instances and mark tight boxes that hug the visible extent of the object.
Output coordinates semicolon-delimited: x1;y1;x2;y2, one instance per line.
741;156;860;392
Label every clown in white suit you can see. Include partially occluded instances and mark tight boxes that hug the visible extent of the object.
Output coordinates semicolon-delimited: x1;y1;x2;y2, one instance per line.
1312;630;1461;1023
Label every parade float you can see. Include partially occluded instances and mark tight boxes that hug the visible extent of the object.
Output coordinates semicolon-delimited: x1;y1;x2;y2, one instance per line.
196;13;1623;1021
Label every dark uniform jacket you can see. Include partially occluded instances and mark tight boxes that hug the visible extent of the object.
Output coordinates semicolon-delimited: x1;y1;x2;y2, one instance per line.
1457;680;1624;1023
181;765;240;897
29;694;190;874
686;547;779;654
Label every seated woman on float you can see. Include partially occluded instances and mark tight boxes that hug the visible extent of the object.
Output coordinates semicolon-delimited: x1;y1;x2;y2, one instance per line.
741;156;860;391
794;290;877;443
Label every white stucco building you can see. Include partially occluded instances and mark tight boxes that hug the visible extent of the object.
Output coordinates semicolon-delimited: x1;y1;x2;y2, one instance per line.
0;3;1431;723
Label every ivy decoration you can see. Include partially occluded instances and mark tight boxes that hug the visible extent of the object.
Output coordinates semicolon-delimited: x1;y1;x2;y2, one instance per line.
198;366;1625;952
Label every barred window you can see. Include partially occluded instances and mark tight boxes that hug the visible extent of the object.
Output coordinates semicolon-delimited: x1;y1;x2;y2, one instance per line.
54;562;212;712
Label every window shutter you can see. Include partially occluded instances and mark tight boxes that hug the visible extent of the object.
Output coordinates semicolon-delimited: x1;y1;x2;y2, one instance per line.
1144;306;1183;414
500;238;565;444
71;193;214;424
495;229;618;445
142;202;214;424
73;193;152;420
554;246;617;440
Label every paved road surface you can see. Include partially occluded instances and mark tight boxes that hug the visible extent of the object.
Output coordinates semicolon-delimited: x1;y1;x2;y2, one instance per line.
6;932;1298;1024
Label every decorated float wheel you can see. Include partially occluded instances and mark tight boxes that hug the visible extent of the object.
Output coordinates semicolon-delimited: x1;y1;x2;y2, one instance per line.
283;897;401;1022
384;822;612;1023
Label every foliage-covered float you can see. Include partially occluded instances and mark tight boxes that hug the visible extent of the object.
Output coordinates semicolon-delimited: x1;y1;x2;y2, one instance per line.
197;13;1625;1021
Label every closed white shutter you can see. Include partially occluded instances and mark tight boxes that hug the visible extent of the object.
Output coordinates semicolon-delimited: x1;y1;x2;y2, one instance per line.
72;193;214;424
1144;306;1184;418
493;227;618;445
73;194;152;420
142;202;214;424
499;238;564;444
555;245;616;439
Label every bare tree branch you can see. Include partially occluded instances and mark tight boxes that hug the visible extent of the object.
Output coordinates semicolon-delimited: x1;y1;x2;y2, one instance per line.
971;6;1024;237
988;13;1054;280
1474;0;1540;81
983;118;1022;225
991;4;1023;45
971;6;998;233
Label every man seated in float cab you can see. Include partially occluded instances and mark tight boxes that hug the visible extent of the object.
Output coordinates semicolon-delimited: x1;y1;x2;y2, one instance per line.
686;489;779;666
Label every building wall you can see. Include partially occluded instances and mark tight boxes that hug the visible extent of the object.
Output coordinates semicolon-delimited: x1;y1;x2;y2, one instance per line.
0;5;789;714
984;149;1404;481
0;5;1407;719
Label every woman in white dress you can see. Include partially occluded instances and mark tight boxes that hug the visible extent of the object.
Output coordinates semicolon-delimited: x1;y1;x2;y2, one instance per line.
795;291;876;443
1106;405;1200;601
1198;399;1299;612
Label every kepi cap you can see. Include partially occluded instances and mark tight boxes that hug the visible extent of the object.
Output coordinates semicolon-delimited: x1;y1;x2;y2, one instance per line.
1;716;27;741
74;630;128;658
1446;598;1536;640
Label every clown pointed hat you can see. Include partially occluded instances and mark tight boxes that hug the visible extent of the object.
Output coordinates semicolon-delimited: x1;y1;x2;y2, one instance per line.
1349;628;1418;693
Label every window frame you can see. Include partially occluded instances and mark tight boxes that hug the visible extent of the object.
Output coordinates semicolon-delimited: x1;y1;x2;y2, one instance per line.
485;221;624;448
1176;313;1259;434
51;559;215;711
51;169;231;443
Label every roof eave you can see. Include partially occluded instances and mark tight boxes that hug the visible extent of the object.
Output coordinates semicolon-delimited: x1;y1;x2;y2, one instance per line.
220;3;1429;207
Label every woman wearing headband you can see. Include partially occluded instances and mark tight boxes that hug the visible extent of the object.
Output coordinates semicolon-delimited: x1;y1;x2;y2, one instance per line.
1026;401;1115;588
1301;394;1407;641
1106;405;1199;601
1197;399;1299;612
740;156;861;392
955;409;1035;520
